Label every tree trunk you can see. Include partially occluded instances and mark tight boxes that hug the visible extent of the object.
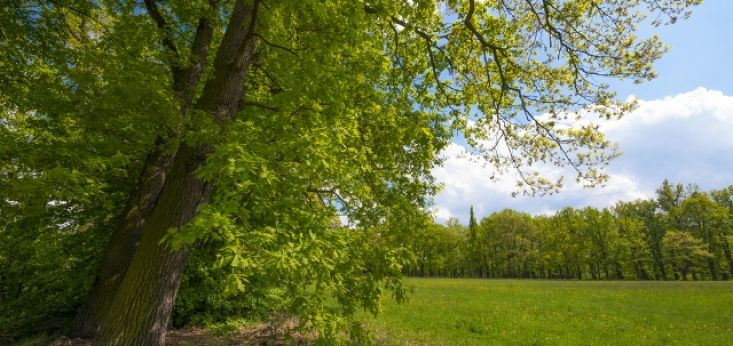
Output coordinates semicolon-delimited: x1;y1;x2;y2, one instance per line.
539;263;544;279
681;261;690;281
590;264;597;280
95;143;213;344
72;5;215;338
708;258;718;281
70;143;174;338
634;262;648;280
720;233;733;278
522;261;528;278
91;0;258;343
654;245;667;280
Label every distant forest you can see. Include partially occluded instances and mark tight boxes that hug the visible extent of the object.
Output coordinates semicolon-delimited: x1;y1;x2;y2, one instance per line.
409;180;733;281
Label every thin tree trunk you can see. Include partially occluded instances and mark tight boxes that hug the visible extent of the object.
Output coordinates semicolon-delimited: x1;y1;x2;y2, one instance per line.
654;245;667;280
708;258;718;281
634;262;648;280
615;263;623;280
720;234;733;278
539;263;544;279
681;261;690;281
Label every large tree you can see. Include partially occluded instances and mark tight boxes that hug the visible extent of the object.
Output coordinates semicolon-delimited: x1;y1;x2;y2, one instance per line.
1;0;699;344
662;230;711;281
615;199;670;279
678;192;729;280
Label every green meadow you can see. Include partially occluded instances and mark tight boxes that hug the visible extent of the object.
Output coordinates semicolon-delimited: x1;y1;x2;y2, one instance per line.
363;278;733;346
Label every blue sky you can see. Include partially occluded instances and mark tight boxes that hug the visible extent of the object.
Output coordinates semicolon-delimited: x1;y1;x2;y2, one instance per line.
432;1;733;224
612;1;733;99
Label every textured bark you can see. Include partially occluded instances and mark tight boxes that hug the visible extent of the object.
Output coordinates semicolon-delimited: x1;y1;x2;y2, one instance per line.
72;5;215;339
71;143;174;338
93;1;258;344
94;144;214;345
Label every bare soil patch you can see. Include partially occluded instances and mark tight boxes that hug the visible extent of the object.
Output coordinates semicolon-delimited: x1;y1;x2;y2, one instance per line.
50;316;312;346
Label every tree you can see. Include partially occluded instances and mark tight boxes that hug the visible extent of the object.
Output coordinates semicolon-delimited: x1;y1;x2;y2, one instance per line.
577;207;628;279
532;215;553;279
1;1;171;338
661;230;711;281
656;180;686;226
1;0;700;343
467;206;485;277
410;223;465;277
616;199;669;280
711;185;733;278
543;208;589;279
480;209;538;278
614;211;654;280
678;193;729;280
710;186;733;278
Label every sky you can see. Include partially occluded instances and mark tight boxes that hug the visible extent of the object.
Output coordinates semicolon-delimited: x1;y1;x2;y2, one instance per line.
432;1;733;224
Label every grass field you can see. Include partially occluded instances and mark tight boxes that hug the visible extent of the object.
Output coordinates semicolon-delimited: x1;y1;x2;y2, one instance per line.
362;278;733;345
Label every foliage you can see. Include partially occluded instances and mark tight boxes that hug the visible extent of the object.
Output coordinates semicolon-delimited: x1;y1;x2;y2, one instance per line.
0;0;702;342
0;2;167;340
661;230;711;280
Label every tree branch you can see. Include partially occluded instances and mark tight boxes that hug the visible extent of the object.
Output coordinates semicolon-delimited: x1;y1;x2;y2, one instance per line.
254;33;299;56
172;2;217;115
143;0;180;61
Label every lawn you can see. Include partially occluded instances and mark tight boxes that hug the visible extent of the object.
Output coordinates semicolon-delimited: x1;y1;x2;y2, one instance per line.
362;278;733;345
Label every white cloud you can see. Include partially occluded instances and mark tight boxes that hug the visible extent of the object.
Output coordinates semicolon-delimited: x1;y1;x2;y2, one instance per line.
432;88;733;224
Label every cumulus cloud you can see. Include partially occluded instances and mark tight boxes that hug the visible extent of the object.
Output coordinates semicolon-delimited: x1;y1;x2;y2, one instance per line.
431;88;733;224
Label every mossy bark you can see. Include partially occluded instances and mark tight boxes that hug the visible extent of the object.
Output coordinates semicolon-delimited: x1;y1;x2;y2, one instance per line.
72;3;217;339
71;143;174;338
91;1;258;343
94;143;213;345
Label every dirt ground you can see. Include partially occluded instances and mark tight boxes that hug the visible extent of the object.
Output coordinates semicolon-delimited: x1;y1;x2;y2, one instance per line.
49;318;312;346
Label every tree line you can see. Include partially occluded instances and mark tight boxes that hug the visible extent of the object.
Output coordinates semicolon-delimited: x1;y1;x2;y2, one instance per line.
408;180;733;281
